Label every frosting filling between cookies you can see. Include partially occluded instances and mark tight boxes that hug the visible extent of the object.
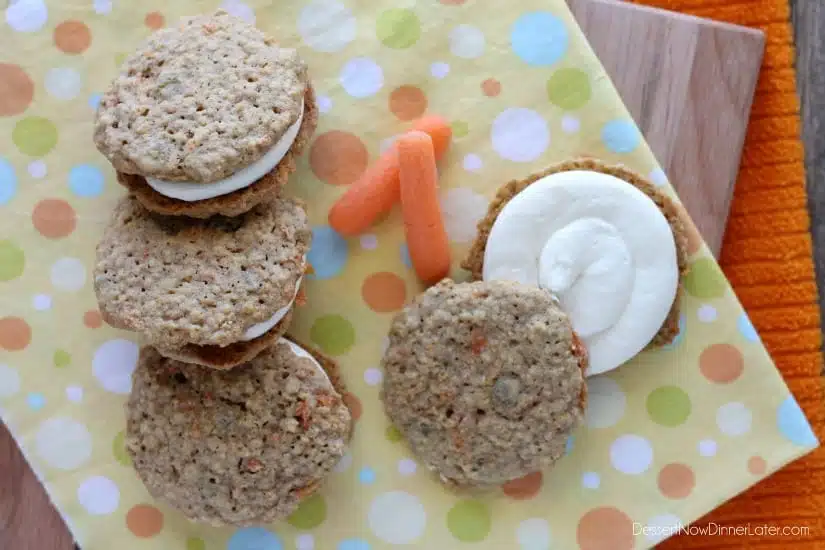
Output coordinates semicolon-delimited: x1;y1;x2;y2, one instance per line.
145;99;305;202
282;338;332;384
481;170;678;376
241;277;303;341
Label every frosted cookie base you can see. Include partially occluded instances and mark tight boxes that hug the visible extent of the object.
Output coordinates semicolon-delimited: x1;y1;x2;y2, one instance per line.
146;100;305;202
482;170;679;375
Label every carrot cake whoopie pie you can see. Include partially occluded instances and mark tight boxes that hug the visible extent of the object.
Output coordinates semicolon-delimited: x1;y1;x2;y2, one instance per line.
463;159;689;376
381;279;588;488
126;340;351;526
94;195;310;369
93;10;318;218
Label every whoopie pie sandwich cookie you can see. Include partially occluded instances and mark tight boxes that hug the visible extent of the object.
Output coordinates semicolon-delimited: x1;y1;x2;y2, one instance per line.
94;195;310;369
93;10;318;218
462;158;689;376
126;340;352;526
381;279;588;489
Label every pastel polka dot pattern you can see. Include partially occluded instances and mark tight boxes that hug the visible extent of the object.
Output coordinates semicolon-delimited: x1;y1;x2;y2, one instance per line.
0;159;17;205
54;20;92;53
646;386;691;427
430;62;450;79
657;463;695;499
698;439;718;457
298;0;355;53
777;396;818;446
361;272;406;312
368;491;426;544
5;0;48;33
700;344;744;383
310;131;368;186
45;68;83;101
0;317;31;351
582;472;600;489
610;434;654;475
27;392;45;410
77;476;120;515
220;1;255;24
584;376;626;429
0;3;815;550
125;504;163;538
307;226;349;279
13;116;58;157
50;257;86;291
717;402;753;437
227;528;283;550
338;540;370;550
35;417;92;470
92;339;139;394
377;9;421;49
0;240;25;281
287;494;326;529
447;500;491;542
340;58;384;98
491;108;549;162
68;164;105;197
685;258;728;298
601;119;640;153
502;471;543;500
439;187;489;243
738;313;760;342
310;315;355;355
32;199;77;239
449;25;486;58
511;12;569;66
576;507;634;550
517;518;551;549
546;68;591;110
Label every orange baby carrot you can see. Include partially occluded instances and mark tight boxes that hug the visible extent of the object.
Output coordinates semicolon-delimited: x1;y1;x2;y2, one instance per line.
397;131;451;285
328;115;452;236
411;115;452;161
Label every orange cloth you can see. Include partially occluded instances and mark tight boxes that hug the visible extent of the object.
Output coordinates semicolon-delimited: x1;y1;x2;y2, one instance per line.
627;0;825;547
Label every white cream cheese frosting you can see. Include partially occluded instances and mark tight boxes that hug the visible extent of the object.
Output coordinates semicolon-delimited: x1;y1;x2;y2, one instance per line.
241;276;303;342
146;100;305;201
482;170;679;376
282;338;331;384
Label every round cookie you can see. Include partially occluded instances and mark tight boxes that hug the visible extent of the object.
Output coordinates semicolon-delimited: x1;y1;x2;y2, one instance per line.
115;85;318;219
93;10;318;218
462;158;689;348
94;195;310;368
126;341;352;526
381;279;588;488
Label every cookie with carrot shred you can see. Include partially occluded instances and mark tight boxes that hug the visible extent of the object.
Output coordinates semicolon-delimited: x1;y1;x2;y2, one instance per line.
380;279;588;489
127;339;352;526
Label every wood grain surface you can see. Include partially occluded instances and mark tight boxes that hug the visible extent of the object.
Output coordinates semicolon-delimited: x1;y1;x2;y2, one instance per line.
0;1;773;549
569;0;765;257
791;0;825;348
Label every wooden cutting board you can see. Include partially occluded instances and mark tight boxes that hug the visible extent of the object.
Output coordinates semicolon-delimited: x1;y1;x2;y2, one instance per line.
0;2;766;549
570;0;765;256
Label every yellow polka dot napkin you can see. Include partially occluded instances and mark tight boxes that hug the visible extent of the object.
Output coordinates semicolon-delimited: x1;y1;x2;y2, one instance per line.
0;0;817;549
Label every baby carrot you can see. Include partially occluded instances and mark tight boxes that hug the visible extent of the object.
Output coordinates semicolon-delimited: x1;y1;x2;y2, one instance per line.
411;115;452;161
397;131;451;285
328;115;452;236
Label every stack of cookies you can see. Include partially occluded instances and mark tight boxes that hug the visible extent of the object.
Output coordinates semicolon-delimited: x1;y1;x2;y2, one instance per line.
91;11;352;527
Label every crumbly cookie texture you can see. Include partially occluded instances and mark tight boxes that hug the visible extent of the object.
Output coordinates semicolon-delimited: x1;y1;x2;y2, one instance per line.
117;85;319;219
94;196;310;349
461;158;689;348
94;10;308;183
381;279;587;488
154;308;293;370
126;343;351;526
